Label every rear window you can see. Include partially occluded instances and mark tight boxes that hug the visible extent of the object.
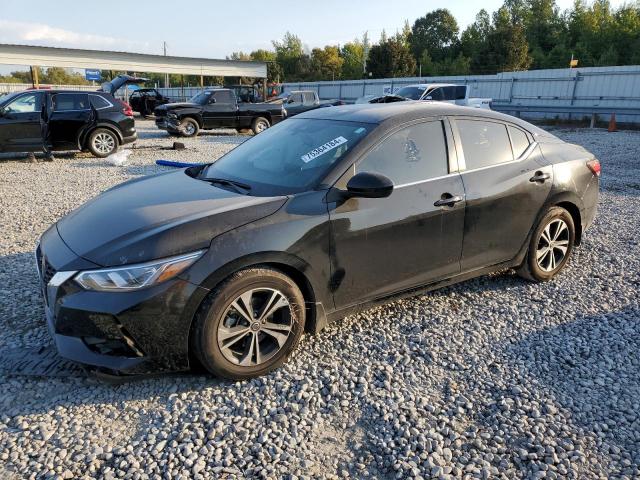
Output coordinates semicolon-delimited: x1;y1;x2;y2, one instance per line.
457;120;513;170
89;95;111;109
53;93;89;111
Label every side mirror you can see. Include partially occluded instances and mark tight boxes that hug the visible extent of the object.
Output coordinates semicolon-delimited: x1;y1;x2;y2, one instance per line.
209;98;217;104
346;172;394;198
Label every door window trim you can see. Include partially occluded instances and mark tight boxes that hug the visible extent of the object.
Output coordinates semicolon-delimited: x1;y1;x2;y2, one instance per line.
449;116;538;173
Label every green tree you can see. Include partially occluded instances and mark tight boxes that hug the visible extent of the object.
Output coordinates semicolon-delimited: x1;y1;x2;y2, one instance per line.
367;34;416;78
341;40;366;79
310;46;344;80
409;9;460;63
272;32;306;80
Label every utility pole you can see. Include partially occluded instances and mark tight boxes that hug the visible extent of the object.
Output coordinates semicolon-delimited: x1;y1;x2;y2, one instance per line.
163;41;169;88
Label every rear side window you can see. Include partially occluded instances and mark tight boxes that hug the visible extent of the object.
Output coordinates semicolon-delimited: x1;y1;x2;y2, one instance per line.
457;120;513;170
212;90;234;103
427;88;444;101
89;95;111;109
509;125;530;158
53;93;89;111
303;92;315;103
357;121;448;184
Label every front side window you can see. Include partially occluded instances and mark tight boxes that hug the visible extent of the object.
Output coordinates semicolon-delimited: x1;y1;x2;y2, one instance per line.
200;118;371;195
357;121;448;185
52;93;89;111
457;119;513;170
289;93;303;104
4;93;42;113
427;88;445;101
212;90;234;104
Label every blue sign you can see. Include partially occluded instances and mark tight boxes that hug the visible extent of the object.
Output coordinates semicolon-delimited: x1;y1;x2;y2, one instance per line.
85;69;101;81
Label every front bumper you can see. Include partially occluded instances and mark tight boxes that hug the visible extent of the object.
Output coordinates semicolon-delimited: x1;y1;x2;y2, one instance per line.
155;116;180;132
37;227;208;376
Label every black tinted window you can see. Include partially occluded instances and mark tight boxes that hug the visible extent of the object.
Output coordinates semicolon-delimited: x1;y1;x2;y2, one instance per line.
457;120;513;170
357;121;448;184
53;93;89;111
89;95;111;109
442;86;457;100
428;88;444;101
455;86;467;100
212;90;234;103
395;86;425;100
509;126;530;158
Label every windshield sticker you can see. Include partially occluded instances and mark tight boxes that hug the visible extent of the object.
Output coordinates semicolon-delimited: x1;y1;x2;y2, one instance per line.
354;127;366;134
301;136;348;163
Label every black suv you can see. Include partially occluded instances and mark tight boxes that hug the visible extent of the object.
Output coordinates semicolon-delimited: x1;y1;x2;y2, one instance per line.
0;89;136;158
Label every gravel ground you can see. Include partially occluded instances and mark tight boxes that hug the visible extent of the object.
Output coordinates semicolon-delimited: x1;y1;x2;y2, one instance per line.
0;120;639;479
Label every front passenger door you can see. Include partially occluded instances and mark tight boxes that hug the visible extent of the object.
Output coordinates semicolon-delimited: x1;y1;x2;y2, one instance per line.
328;120;466;309
0;92;44;152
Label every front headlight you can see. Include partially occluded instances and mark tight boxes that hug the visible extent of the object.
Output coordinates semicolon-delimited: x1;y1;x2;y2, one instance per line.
75;251;204;292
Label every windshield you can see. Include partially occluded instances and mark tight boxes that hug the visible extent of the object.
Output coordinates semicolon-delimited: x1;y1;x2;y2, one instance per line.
200;118;372;195
0;91;21;107
394;86;425;100
189;91;213;105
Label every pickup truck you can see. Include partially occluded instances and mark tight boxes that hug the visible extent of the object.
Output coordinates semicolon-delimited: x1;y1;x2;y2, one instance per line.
268;90;344;116
356;83;492;109
154;88;286;136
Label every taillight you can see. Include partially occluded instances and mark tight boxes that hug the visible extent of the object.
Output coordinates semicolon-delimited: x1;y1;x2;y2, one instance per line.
117;99;133;117
586;159;601;176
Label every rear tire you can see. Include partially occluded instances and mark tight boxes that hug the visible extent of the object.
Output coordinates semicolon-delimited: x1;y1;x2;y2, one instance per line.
180;117;200;137
87;128;119;158
251;117;270;135
517;206;575;282
192;267;306;380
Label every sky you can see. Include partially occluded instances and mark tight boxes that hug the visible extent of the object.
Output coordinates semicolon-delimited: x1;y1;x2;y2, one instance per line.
0;0;629;67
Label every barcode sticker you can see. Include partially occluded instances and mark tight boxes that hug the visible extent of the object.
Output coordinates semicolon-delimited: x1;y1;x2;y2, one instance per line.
301;136;348;163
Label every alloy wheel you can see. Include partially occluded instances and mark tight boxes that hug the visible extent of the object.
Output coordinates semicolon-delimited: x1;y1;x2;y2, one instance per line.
536;218;570;272
183;122;196;136
93;132;116;155
217;288;293;366
255;121;268;133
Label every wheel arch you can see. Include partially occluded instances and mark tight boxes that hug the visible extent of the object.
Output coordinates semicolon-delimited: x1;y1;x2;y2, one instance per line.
545;191;583;245
178;113;203;128
80;123;123;150
187;251;325;345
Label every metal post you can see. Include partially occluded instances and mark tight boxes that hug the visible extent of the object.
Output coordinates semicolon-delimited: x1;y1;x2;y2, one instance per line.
590;113;596;128
32;66;39;89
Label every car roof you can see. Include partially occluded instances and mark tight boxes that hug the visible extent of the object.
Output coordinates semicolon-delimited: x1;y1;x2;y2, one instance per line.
400;83;457;90
296;102;551;136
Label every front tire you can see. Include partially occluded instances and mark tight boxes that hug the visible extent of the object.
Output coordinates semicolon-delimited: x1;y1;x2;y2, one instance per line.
180;117;200;137
192;267;306;380
251;117;270;135
87;128;119;158
517;206;575;282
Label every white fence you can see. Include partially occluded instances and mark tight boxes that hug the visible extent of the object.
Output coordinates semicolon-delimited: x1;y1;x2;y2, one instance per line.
0;83;97;94
282;65;640;123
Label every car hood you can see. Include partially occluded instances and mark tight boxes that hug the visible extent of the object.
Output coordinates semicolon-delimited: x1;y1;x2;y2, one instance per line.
155;102;200;112
57;169;287;267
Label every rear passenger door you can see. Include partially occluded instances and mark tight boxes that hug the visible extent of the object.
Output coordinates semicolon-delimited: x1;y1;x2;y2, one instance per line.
48;93;93;149
329;119;466;308
451;118;553;271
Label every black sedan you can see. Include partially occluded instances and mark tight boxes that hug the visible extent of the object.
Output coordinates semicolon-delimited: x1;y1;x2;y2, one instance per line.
36;103;600;380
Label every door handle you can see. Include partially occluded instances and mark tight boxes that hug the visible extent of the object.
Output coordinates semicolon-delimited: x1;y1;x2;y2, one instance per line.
434;194;463;207
530;171;550;183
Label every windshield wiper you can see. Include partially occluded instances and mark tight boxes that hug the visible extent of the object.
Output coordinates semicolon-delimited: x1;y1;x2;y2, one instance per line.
201;177;252;194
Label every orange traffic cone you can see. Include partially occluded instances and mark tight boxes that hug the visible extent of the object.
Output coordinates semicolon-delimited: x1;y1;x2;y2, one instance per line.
608;113;617;132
